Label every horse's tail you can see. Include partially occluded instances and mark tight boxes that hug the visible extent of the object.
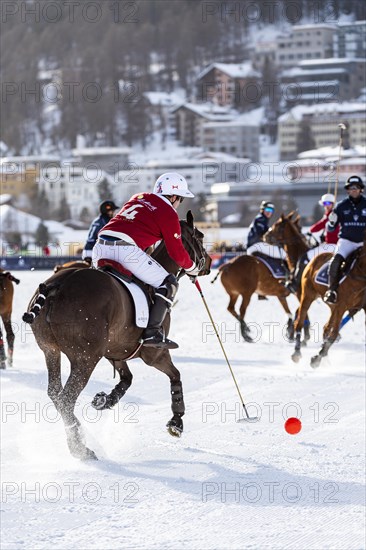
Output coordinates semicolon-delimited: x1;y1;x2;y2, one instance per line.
211;270;221;284
22;283;49;324
211;262;230;284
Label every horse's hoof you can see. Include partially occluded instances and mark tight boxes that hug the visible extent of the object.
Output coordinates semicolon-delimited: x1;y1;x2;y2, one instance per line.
0;361;6;370
310;355;322;369
82;448;98;461
242;332;254;343
301;339;307;347
166;416;183;438
91;392;108;410
291;351;301;363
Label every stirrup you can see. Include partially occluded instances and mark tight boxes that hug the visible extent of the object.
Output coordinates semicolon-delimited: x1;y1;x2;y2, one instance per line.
284;280;297;294
324;290;337;304
140;329;179;350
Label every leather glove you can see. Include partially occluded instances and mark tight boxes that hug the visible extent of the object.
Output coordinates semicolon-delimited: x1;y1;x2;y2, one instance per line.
186;262;200;281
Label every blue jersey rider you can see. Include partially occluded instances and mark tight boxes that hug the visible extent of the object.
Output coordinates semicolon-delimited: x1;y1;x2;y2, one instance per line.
246;201;286;260
82;200;119;261
324;175;366;304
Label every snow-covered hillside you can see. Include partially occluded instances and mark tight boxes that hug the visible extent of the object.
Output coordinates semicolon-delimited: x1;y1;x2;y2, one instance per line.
1;271;365;549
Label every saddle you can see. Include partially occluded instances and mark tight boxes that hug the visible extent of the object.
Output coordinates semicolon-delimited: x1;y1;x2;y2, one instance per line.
97;260;151;328
251;252;289;279
315;250;359;287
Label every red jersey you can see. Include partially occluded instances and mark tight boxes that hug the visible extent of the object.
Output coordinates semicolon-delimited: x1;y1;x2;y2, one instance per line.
310;211;339;244
99;193;194;270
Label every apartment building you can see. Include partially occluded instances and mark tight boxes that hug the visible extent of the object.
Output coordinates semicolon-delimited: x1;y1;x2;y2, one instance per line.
334;21;366;58
201;107;264;162
276;24;336;68
196;62;261;110
281;58;366;107
278;102;366;159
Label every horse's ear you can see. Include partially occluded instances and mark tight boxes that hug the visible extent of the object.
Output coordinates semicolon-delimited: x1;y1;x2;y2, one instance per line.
280;213;285;221
287;210;295;220
294;214;301;225
186;210;194;228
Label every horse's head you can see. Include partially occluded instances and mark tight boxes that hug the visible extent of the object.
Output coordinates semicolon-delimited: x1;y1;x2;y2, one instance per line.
180;210;211;276
264;211;305;248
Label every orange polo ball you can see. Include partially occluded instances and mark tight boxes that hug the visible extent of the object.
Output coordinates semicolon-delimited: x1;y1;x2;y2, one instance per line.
284;417;302;435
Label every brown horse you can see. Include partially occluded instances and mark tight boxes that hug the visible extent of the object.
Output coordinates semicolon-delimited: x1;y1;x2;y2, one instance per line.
0;270;19;369
212;212;309;342
53;259;91;272
23;212;211;460
291;233;366;367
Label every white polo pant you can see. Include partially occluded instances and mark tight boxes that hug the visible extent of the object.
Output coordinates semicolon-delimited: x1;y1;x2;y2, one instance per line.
92;241;169;287
306;242;337;261
334;238;363;259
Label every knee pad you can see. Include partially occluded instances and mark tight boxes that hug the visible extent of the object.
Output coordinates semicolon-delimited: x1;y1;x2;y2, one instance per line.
156;274;179;302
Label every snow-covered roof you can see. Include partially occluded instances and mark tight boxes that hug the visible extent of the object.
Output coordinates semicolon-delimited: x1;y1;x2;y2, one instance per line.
300;58;366;67
292;24;337;31
143;91;184;107
0;156;60;164
297;145;366;160
282;67;347;78
173;102;235;121
72;147;131;156
279;102;366;122
197;62;261;80
203;107;264;128
337;20;366;27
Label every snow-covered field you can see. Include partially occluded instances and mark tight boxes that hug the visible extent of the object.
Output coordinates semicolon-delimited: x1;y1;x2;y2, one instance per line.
1;270;365;550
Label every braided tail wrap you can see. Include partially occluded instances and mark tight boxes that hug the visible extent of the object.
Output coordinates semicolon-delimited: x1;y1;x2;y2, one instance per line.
22;283;49;324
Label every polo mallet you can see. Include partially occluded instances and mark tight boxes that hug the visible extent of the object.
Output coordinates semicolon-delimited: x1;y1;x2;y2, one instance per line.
334;123;346;202
194;279;258;422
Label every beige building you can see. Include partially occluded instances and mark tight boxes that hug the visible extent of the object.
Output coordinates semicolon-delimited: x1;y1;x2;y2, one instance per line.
278;102;366;159
276;24;336;68
0;156;60;206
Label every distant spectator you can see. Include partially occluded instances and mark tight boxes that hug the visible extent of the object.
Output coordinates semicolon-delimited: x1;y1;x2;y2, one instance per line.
82;200;119;261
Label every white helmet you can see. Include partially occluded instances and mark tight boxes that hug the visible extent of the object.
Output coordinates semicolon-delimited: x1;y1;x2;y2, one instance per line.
319;193;335;205
153;172;194;198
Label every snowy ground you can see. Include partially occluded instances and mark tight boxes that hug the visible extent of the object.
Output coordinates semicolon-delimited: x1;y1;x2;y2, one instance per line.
1;270;365;550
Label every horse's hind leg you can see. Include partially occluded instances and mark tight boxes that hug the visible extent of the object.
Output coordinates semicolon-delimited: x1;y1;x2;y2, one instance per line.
57;361;99;460
143;351;185;437
0;326;6;369
92;360;133;410
45;349;63;405
238;293;254;342
2;313;15;367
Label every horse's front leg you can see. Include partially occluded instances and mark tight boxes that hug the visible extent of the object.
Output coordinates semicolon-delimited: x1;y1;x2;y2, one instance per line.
310;310;343;369
2;315;15;367
277;296;294;341
92;360;133;410
143;349;185;437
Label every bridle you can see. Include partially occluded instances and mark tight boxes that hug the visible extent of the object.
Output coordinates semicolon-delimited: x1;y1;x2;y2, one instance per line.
181;224;208;275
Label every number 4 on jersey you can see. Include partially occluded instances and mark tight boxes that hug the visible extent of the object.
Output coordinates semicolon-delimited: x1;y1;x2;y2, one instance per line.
121;205;143;220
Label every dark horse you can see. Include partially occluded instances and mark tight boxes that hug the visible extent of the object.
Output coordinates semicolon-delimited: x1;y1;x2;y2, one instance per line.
0;270;20;369
23;212;211;460
212;212;308;342
291;232;366;368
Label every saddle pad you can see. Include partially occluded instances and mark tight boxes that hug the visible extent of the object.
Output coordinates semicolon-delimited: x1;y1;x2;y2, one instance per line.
254;254;287;279
315;260;354;287
105;271;149;328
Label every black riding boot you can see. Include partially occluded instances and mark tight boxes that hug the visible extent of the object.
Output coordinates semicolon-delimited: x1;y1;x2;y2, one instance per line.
324;254;344;304
285;254;309;294
140;275;179;350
